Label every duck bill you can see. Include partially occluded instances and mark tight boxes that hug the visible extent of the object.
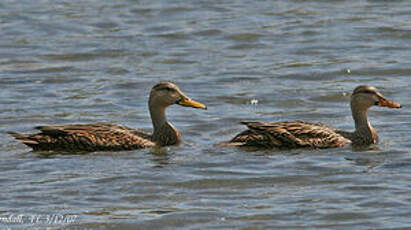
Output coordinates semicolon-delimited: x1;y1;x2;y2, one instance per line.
377;96;401;108
177;97;207;110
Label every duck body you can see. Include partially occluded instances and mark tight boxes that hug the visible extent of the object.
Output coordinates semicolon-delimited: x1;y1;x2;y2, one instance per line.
8;123;156;152
221;85;401;149
8;82;206;152
225;121;351;149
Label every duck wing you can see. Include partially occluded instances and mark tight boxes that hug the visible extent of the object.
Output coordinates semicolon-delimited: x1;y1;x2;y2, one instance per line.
8;123;155;152
228;121;350;149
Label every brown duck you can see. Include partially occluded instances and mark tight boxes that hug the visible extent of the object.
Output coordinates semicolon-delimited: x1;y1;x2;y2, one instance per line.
220;85;401;149
8;82;207;152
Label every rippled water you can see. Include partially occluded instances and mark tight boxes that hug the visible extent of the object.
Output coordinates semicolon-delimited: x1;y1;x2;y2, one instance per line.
1;0;411;229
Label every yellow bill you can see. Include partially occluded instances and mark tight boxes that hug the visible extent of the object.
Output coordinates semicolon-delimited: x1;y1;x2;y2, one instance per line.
178;97;207;110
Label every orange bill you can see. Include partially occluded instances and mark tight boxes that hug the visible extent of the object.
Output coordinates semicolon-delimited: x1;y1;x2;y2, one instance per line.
378;97;401;108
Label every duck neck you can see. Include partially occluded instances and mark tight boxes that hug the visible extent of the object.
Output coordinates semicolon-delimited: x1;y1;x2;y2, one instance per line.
150;105;167;130
351;103;378;145
149;102;180;146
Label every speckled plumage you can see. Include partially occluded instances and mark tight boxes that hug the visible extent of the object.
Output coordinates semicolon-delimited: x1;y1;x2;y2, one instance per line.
8;123;156;151
220;85;401;149
8;82;206;152
226;121;351;149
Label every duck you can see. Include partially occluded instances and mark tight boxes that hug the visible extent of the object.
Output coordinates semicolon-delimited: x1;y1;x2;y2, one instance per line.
8;81;207;152
219;85;401;149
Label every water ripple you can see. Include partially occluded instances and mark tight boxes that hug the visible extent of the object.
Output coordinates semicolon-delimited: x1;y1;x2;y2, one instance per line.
1;0;410;229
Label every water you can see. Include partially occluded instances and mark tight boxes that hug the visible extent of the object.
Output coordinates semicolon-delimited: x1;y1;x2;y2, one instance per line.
1;0;411;229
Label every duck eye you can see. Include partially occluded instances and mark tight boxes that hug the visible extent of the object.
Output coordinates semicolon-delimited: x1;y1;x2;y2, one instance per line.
362;90;375;95
164;87;175;92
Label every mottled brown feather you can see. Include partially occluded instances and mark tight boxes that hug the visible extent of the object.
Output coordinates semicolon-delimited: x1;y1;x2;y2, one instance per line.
8;81;207;152
225;121;351;149
219;85;400;149
8;123;155;152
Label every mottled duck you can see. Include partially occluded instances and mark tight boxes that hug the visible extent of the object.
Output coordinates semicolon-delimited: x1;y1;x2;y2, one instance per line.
219;85;401;149
8;81;207;152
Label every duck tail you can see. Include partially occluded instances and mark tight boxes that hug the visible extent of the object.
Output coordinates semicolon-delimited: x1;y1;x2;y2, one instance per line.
7;132;39;148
